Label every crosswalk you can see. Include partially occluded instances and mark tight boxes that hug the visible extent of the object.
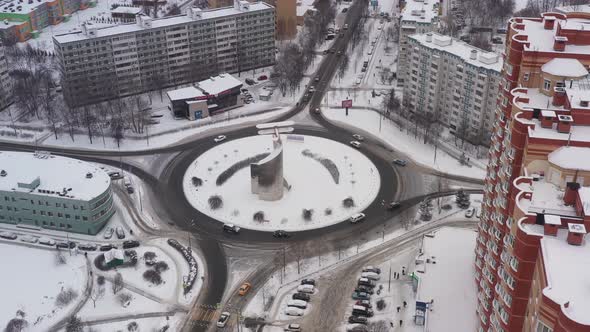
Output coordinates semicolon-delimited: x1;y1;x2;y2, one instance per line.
187;305;236;329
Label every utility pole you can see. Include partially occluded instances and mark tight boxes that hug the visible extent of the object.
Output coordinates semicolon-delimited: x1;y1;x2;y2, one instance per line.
388;265;392;292
282;246;286;282
138;185;143;212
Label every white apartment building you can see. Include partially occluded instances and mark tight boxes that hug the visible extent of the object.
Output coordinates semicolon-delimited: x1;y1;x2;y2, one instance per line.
403;32;502;145
53;1;275;106
397;0;440;86
0;44;12;110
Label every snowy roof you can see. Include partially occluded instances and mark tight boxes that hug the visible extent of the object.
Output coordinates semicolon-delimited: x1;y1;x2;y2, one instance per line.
578;186;590;215
528;118;590;143
0;0;57;15
111;6;143;15
53;2;273;43
513;88;566;112
409;33;502;71
166;86;203;101
541;110;556;117
516;17;590;54
519;179;577;217
400;0;439;24
196;73;242;95
568;223;586;234
540;227;590;325
548;147;590;171
545;214;562;225
566;88;590;110
541;58;588;77
104;249;124;263
0;151;110;201
554;4;590;14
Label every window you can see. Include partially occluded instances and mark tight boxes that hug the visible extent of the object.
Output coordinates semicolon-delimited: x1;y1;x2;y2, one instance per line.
58;213;63;218
65;214;71;219
83;216;88;221
536;321;553;332
523;72;530;81
544;79;551;91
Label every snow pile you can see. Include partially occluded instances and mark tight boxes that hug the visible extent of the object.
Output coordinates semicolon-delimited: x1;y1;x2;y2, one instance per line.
167;239;198;294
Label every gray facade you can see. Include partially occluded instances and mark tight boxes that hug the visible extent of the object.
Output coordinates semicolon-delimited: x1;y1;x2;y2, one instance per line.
0;44;11;110
53;1;275;106
251;135;284;201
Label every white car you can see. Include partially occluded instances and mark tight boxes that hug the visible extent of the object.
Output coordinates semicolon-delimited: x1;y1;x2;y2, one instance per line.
216;311;230;328
214;135;227;143
297;284;315;294
38;237;56;246
103;227;114;239
355;78;361;85
350;141;361;148
287;299;308;309
361;271;381;281
465;207;475;218
285;307;305;316
352;134;364;141
0;232;17;240
20;235;38;244
350;213;366;224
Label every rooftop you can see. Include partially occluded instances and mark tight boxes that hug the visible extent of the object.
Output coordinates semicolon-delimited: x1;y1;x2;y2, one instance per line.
409;32;502;71
166;86;203;101
197;73;242;95
528;118;590;143
517;175;577;217
111;6;143;14
554;4;590;14
516;17;590;54
400;0;439;24
541;58;588;77
0;0;56;15
548;146;590;171
0;151;110;201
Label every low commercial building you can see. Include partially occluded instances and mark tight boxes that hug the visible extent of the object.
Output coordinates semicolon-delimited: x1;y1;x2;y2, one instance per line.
110;6;143;22
166;73;243;119
53;1;275;106
404;32;502;145
0;151;114;235
0;44;12;110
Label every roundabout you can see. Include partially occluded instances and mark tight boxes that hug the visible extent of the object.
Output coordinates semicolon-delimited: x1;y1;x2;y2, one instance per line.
182;134;381;232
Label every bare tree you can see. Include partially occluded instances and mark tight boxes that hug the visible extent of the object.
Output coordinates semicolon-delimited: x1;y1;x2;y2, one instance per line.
291;243;306;275
65;316;83;332
337;54;349;83
90;282;105;308
112;272;124;294
470;33;492;52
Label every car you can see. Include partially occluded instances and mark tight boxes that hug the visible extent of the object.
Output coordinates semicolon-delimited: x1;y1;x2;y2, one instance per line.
393;159;408;166
323;49;329;55
352;134;364;141
361;67;366;73
116;226;125;239
78;243;97;251
337;51;343;56
367;50;373;55
303;93;311;101
0;232;17;240
216;311;231;328
328;49;335;54
258;75;268;81
287;299;308;309
465;207;475;218
387;201;401;210
348;315;368;324
126;185;135;194
297;284;315;294
103;227;114;239
377;25;382;30
223;224;241;234
358;277;376;287
108;171;123;180
342;7;348;12
301;278;316;286
214;135;227;143
123;240;140;249
313;107;321;114
355;286;374;294
273;230;290;238
355;300;372;308
349;213;366;224
350;141;361;148
57;241;76;249
292;292;311;301
355;78;361;85
284;323;302;331
285;307;304;316
239;282;252;296
241;88;249;93
38;237;56;246
343;23;349;30
352;291;370;300
245;78;256;85
99;244;117;251
476;209;482;219
352;305;374;317
362;266;381;274
308;86;316;93
314;77;320;82
361;271;381;280
19;235;38;243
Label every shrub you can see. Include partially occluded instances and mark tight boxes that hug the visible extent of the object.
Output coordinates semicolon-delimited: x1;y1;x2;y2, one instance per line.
143;269;163;285
191;177;203;187
302;209;313;221
65;316;83;332
301;149;340;184
56;288;78;308
117;292;133;307
342;197;355;208
376;299;386;311
208;195;223;210
54;249;67;265
253;211;265;222
144;251;157;261
4;318;28;332
324;208;332;215
154;261;169;273
216;153;269;186
127;321;139;331
96;276;106;286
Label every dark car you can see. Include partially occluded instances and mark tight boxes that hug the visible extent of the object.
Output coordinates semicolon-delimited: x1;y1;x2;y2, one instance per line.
99;244;117;251
274;230;290;238
301;278;316;286
78;243;97;251
258;75;268;81
292;292;310;302
393;159;407;166
57;241;76;249
245;78;256;85
342;7;348;12
387;201;401;210
348;316;368;324
355;285;374;294
223;224;240;234
337;51;343;56
362;266;382;274
355;300;372;308
123;240;140;249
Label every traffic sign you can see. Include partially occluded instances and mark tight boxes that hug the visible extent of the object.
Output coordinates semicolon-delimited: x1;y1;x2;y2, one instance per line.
342;99;353;108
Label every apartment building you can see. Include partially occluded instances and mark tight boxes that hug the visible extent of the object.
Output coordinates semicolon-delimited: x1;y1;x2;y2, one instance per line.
404;32;501;145
397;0;440;86
53;1;275;106
0;151;114;235
475;11;590;332
0;44;12;110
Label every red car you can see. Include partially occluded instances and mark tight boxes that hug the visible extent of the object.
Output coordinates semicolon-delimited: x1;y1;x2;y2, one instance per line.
258;75;268;81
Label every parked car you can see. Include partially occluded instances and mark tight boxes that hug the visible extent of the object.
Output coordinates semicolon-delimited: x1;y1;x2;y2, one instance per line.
99;244;117;251
239;282;252;296
258;75;268;81
216;311;231;328
245;78;256;85
223;224;240;234
362;266;381;274
38;237;56;246
352;305;374;317
78;243;97;251
273;230;290;238
292;292;311;302
126;186;135;194
361;272;381;281
387;201;401;210
314;77;320;82
301;278;316;286
287;299;308;309
108;171;123;180
214;135;227;143
355;285;374;294
465;207;475;218
308;86;316;93
358;278;376;288
285;307;304;316
0;232;17;240
349;213;366;224
284;323;302;331
313;107;321;114
116;226;125;239
123;240;140;249
342;7;348;12
352;291;370;300
19;235;38;243
393;159;408;166
348;316;368;324
350;141;361;148
352;134;364;141
355;300;372;308
57;241;76;249
297;284;315;294
103;227;114;239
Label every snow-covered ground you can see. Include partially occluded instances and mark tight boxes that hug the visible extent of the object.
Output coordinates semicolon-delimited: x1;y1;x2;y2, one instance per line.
183;134;380;232
0;243;87;331
323;107;486;179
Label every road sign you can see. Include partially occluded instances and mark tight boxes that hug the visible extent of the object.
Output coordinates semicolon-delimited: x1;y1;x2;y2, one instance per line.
342;99;352;108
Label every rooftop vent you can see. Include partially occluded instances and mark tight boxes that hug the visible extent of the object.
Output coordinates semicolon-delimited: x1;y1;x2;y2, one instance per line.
581;99;589;107
470;49;477;60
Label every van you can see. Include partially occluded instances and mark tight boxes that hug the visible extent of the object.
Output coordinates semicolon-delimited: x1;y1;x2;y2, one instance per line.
350;213;366;224
361;272;380;280
297;284;315;294
285;307;304;316
352;305;374;317
287;299;308;309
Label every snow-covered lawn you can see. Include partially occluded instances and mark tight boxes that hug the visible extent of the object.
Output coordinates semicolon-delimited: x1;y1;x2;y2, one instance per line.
323;107;486;180
0;243;87;331
183;134;380;232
